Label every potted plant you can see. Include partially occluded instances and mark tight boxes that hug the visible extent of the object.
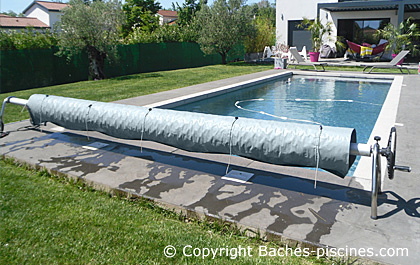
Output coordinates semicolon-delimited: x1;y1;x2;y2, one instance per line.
299;17;332;62
374;17;420;65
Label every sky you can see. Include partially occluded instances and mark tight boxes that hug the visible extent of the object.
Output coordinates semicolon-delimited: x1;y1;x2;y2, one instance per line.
1;0;268;14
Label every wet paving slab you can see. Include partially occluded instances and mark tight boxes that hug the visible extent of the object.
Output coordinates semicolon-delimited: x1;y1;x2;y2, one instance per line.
2;119;419;264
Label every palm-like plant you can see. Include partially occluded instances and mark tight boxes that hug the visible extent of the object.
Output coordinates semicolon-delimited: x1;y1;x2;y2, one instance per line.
374;17;420;56
299;17;332;52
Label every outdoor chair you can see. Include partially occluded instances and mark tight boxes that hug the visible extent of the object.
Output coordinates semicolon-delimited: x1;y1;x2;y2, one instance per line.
361;50;411;74
300;46;307;60
288;47;326;72
287;46;307;62
262;46;274;59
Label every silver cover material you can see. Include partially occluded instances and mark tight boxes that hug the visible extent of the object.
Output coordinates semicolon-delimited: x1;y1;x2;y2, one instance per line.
26;94;357;177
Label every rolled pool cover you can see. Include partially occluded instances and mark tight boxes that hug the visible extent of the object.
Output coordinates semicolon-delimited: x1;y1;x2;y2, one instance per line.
26;94;357;177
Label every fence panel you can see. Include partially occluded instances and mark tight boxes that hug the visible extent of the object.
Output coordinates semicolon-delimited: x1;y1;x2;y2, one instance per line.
1;42;244;93
1;48;88;93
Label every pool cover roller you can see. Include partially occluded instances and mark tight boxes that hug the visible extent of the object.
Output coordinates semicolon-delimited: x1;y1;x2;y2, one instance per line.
26;94;357;177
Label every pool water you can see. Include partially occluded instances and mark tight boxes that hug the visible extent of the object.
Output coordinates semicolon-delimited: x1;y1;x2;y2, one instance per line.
171;75;392;176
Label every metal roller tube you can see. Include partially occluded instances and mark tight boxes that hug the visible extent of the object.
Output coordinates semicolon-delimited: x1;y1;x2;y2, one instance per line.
350;143;371;157
1;97;28;116
5;97;28;106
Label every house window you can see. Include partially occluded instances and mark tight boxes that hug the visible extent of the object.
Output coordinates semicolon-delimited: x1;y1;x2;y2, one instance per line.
288;20;312;51
338;18;390;44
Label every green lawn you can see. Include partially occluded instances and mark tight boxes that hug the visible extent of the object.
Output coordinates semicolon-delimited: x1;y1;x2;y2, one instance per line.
1;63;272;124
0;158;331;264
0;62;395;264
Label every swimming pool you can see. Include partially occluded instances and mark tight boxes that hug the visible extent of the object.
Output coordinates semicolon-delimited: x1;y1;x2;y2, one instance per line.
170;75;393;176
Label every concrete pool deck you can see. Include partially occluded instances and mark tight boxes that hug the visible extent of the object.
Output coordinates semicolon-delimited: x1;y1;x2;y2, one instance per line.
1;70;419;264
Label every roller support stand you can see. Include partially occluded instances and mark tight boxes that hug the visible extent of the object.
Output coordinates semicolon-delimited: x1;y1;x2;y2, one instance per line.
371;137;382;220
1;98;9;138
1;96;29;138
371;128;411;220
0;122;8;138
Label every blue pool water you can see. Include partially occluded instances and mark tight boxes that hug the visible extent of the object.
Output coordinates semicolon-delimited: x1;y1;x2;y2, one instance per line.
171;75;392;175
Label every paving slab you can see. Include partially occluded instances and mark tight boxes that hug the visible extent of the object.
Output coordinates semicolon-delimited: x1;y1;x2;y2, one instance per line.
1;70;419;264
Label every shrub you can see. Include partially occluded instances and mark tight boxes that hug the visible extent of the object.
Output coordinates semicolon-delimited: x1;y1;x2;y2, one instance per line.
124;23;199;44
244;16;275;53
0;28;58;50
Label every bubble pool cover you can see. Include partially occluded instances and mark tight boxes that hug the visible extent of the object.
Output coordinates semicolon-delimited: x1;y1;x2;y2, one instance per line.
26;94;357;177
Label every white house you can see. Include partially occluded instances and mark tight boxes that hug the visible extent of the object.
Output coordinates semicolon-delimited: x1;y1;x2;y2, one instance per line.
276;0;420;51
156;10;178;25
23;1;69;30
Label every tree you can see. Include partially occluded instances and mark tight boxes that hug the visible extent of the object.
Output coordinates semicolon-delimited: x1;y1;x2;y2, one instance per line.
122;0;161;37
196;0;252;64
172;0;203;26
247;0;275;27
243;0;276;53
257;0;275;23
57;0;123;80
1;10;25;17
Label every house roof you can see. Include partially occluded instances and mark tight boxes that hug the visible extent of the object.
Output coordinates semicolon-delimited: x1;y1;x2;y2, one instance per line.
0;16;49;28
35;1;69;11
168;20;177;26
319;0;420;13
23;1;69;14
157;10;178;18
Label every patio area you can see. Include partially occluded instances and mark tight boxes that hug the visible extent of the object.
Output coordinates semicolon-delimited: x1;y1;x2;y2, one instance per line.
252;55;420;73
317;57;419;69
1;70;419;264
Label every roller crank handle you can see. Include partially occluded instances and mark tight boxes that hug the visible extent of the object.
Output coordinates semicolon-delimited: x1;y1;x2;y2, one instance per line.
393;165;411;172
376;127;411;180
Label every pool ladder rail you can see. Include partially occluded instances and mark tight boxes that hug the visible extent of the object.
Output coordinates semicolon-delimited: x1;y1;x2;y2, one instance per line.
0;97;412;220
